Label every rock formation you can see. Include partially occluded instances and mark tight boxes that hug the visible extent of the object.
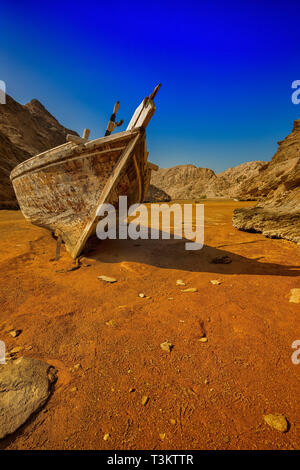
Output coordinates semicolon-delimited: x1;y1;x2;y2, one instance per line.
148;161;266;201
0;357;57;439
0;95;77;208
233;119;300;244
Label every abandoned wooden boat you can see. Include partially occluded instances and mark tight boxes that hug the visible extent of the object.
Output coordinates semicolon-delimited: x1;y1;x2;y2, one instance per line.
10;85;160;259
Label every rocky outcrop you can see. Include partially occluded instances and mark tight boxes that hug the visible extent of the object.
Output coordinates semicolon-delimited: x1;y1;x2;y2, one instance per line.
144;184;171;202
0;357;57;439
0;95;78;208
149;161;266;201
233;119;300;244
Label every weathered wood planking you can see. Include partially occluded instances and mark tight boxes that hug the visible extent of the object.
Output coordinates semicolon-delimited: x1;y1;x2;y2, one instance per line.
10;87;161;258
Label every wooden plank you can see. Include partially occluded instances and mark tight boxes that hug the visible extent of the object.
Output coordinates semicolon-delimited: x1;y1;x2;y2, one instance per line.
148;161;159;171
70;131;142;258
133;154;142;202
126;99;155;130
67;134;89;145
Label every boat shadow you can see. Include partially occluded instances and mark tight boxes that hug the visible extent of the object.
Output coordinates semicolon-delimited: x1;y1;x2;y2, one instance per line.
83;232;300;278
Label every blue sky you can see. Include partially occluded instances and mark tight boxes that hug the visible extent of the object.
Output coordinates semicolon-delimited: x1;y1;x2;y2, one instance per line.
0;0;300;172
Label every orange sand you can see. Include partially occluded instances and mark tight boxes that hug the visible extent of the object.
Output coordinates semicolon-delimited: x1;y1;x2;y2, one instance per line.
0;200;299;450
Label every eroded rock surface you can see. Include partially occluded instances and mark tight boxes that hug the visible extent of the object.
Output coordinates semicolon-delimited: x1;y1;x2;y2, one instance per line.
0;357;57;439
0;95;77;208
233;119;300;243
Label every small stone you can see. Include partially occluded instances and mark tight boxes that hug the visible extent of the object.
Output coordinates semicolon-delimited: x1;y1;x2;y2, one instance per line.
129;388;136;393
289;288;300;303
168;297;174;300
141;396;149;406
138;293;146;298
210;280;221;285
25;345;32;350
9;346;22;354
199;337;208;343
70;363;81;373
204;378;209;384
70;387;77;392
182;287;197;293
224;436;230;443
8;329;22;338
160;341;173;352
159;433;166;440
263;414;288;433
98;275;117;283
103;433;110;441
176;280;186;286
105;319;117;327
170;419;176;425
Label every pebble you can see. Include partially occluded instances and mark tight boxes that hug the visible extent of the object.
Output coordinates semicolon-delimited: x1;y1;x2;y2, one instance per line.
9;346;22;354
263;414;288;432
70;387;77;392
182;287;197;293
141;396;149;406
199;337;208;343
103;433;110;441
176;280;186;286
138;293;146;298
160;341;173;352
98;275;117;283
210;280;221;285
8;329;22;338
289;288;300;303
169;419;176;425
159;433;166;440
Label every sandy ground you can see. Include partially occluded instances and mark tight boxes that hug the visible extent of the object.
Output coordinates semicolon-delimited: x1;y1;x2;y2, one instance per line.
0;200;299;450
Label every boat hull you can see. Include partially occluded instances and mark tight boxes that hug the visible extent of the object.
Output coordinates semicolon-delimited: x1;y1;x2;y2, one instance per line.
10;128;151;258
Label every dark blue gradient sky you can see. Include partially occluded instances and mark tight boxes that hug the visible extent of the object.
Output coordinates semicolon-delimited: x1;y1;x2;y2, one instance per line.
1;0;300;171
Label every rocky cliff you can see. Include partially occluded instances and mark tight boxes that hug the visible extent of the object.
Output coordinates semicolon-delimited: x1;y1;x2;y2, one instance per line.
233;119;300;243
0;95;77;208
149;161;266;201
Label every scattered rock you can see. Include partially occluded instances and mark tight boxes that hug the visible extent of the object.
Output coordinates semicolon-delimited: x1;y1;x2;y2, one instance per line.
141;396;149;406
129;388;136;393
199;337;208;343
159;433;166;440
160;341;174;353
204;378;209;384
211;255;232;264
0;357;57;439
182;287;197;293
9;346;23;354
138;293;146;298
210;280;221;285
8;329;22;338
105;319;117;327
98;275;117;283
263;414;289;433
103;433;110;441
176;280;186;286
289;288;300;304
70;363;81;373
